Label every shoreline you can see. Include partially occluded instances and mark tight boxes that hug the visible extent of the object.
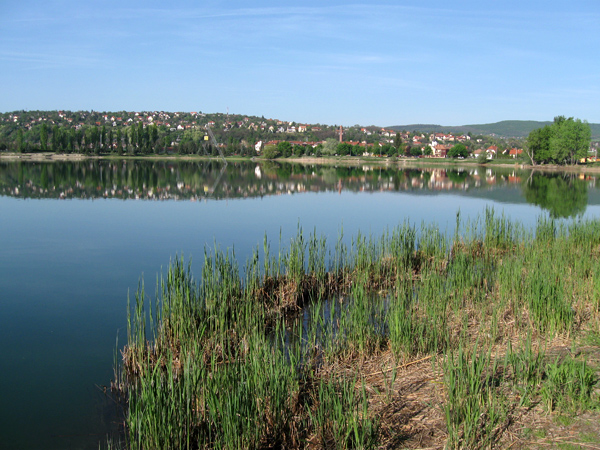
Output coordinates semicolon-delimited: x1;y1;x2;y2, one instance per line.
2;151;600;173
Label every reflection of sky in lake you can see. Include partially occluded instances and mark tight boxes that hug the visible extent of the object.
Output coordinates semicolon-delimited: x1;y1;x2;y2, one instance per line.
1;185;600;449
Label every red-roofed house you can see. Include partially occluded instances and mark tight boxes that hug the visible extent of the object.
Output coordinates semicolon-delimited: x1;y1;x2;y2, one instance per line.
509;148;523;158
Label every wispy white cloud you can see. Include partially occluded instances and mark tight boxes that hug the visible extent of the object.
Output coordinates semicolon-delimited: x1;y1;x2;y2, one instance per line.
0;50;100;69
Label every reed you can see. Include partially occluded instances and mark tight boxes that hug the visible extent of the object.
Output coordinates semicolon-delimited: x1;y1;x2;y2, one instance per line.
541;356;597;413
110;209;600;449
443;341;504;450
308;375;379;449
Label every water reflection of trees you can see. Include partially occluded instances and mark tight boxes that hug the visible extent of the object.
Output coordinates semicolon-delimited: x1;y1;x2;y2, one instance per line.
522;172;588;218
0;161;595;205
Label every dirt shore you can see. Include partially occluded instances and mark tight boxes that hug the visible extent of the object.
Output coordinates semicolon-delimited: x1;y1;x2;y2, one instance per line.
2;152;600;174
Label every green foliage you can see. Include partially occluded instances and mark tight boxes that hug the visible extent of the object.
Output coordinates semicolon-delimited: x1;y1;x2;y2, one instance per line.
527;116;591;165
40;123;48;151
293;144;304;157
336;142;354;156
394;132;402;150
448;143;468;158
322;138;339;156
277;141;292;157
477;150;488;164
409;146;422;157
262;144;281;159
17;128;24;153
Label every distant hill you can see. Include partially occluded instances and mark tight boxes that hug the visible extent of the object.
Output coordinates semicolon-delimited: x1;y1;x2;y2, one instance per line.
389;120;600;139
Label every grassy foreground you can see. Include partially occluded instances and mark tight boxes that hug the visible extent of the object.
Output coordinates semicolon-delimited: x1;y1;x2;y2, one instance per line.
110;209;600;449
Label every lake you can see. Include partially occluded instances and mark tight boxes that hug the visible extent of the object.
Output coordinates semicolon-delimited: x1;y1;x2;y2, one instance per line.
1;159;600;449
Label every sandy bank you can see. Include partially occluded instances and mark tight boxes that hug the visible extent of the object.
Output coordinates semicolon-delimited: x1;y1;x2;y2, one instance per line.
2;152;600;174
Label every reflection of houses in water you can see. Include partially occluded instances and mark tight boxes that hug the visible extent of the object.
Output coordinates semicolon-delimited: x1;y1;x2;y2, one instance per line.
469;169;482;187
411;177;423;189
507;171;521;184
8;162;599;201
429;169;455;190
430;170;451;190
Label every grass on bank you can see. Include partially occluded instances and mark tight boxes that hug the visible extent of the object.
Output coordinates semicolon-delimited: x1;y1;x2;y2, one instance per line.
109;208;600;449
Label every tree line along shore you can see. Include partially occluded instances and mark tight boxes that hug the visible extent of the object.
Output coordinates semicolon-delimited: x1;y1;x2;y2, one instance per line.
3;111;596;164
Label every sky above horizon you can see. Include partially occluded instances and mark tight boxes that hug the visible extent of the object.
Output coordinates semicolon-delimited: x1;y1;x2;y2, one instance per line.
1;1;599;127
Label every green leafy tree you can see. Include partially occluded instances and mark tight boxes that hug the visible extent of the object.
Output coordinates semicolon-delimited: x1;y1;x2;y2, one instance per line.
448;143;468;158
17;128;24;153
527;116;591;165
67;129;75;153
150;124;158;151
76;129;84;152
129;126;136;152
101;125;107;151
410;146;423;157
40;123;48;151
116;129;123;154
277;141;292;157
394;132;403;151
477;150;488;164
380;143;394;156
550;116;591;164
138;122;144;149
262;144;281;159
140;122;148;152
108;128;113;152
526;125;552;164
322;138;338;156
52;125;61;152
92;127;100;154
336;142;353;156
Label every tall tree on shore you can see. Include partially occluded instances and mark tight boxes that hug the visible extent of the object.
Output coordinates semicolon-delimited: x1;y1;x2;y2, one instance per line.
116;128;123;154
17;128;24;153
149;124;158;152
130;125;137;152
550;116;591;164
52;125;61;152
68;128;76;153
90;126;100;153
108;128;113;152
40;123;48;151
101;125;107;151
138;121;145;153
394;132;404;155
527;116;591;165
75;129;84;151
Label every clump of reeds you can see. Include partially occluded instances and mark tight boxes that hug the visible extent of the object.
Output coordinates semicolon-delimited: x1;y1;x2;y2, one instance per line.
109;209;600;449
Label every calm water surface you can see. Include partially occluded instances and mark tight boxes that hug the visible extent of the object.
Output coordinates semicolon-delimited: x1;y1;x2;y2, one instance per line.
1;160;600;449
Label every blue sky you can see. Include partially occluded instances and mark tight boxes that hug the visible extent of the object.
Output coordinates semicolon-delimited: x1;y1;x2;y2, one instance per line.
1;1;599;126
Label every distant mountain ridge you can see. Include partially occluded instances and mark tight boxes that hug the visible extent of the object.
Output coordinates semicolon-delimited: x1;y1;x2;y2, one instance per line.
388;120;600;139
